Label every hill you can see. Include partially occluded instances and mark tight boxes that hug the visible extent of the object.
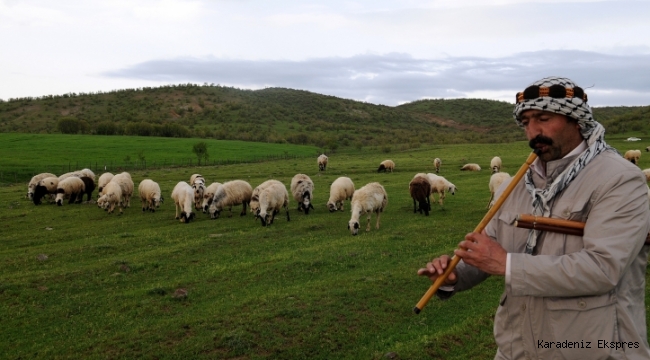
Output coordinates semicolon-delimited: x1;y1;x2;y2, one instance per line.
1;84;648;149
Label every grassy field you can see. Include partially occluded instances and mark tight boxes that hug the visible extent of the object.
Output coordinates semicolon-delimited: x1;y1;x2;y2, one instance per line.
1;136;649;359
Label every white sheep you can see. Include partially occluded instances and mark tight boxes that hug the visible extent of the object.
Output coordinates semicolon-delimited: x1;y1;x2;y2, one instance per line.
427;174;457;207
32;176;59;205
55;177;86;206
624;150;641;165
642;168;650;182
377;160;395;173
27;172;57;200
258;182;291;227
209;180;253;219
490;157;502;174
460;163;481;171
487;172;512;209
97;172;114;196
138;179;163;212
327;177;355;212
171;181;196;223
291;174;315;214
97;181;123;214
250;180;284;219
111;172;134;207
646;146;650;152
318;154;329;171
201;182;223;213
78;168;96;181
433;158;441;174
348;182;388;235
190;174;206;210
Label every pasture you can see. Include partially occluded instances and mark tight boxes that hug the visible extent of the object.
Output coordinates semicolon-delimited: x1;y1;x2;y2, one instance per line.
1;137;649;359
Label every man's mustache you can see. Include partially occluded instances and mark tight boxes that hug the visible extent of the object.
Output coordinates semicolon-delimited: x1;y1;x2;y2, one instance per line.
529;135;553;150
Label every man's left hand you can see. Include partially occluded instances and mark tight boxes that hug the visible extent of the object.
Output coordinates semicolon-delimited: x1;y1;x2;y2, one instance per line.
454;232;507;276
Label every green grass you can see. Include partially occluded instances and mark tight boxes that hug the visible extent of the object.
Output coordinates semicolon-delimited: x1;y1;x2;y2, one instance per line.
1;137;649;359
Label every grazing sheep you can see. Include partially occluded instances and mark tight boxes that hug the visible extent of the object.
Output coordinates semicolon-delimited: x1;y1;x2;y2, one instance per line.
138;179;163;212
642;168;650;182
427;174;457;207
318;154;329;171
171;181;196;223
377;160;395;173
348;182;388;235
250;180;284;219
490;157;502;174
201;182;223;213
291;174;315;214
78;176;96;202
111;172;134;207
646;146;650;152
97;172;114;196
32;177;59;205
258;182;291;227
27;172;57;200
487;172;512;209
624;150;641;165
327;177;355;212
433;158;441;174
209;180;253;219
460;163;481;171
190;174;206;210
55;177;86;206
410;175;431;216
78;168;96;181
97;181;123;214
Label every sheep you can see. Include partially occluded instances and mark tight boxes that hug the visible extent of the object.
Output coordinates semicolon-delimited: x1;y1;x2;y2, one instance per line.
490;157;502;174
138;179;163;212
624;150;641;165
377;160;395;173
55;177;86;206
348;182;388;235
291;174;315;214
111;172;134;207
318;154;328;171
409;175;431;216
32;176;59;205
27;172;57;200
258;182;291;227
427;174;457;207
327;177;355;212
78;176;96;202
460;163;481;171
208;180;253;219
646;146;650;152
78;168;96;181
487;172;512;209
250;180;284;219
171;181;196;223
433;158;441;174
201;182;223;213
642;168;650;182
97;172;114;196
190;174;206;210
97;181;123;214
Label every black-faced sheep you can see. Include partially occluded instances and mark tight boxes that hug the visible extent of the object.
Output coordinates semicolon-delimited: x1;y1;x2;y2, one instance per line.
138;179;163;212
208;180;253;219
290;174;315;214
190;174;206;210
460;163;481;171
487;172;511;209
111;172;134;207
28;172;57;200
201;182;223;213
377;160;395;173
348;182;387;235
490;157;502;174
427;173;456;207
646;146;650;152
55;177;86;206
409;175;431;216
258;182;290;227
97;172;114;197
624;150;641;165
327;177;355;212
433;158;441;174
32;176;59;205
250;180;284;219
171;181;195;223
318;154;328;171
97;181;123;214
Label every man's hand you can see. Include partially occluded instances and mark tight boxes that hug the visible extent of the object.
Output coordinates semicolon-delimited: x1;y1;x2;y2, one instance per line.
417;254;458;285
454;232;507;276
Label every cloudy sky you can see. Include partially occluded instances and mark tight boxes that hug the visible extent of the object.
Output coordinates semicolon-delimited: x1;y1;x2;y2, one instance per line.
2;0;649;106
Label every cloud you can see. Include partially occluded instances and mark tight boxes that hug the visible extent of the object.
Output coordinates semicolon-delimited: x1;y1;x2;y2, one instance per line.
103;50;650;106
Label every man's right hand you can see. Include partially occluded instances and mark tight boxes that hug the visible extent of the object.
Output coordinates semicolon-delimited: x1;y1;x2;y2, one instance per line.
417;254;458;285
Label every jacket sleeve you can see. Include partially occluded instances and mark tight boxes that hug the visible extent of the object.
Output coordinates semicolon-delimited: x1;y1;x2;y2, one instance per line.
508;168;650;297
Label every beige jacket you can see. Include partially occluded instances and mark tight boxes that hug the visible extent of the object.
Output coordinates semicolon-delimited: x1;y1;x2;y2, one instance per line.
449;150;650;360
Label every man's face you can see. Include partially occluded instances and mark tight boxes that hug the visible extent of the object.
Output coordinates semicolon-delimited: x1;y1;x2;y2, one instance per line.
520;110;583;163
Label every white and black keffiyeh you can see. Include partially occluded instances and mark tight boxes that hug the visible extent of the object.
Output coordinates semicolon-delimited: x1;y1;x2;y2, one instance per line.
513;76;615;254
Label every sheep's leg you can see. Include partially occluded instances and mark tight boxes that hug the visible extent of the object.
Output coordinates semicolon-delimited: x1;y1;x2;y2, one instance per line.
175;203;180;219
486;193;494;209
413;198;417;213
366;214;372;232
375;210;381;229
240;202;248;216
285;206;291;222
440;192;445;207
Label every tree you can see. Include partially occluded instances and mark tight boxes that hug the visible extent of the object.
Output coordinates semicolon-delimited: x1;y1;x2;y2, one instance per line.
57;117;81;134
192;142;209;166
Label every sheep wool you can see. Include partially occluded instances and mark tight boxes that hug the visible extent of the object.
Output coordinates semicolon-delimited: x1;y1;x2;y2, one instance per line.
377;160;395;173
97;180;123;214
624;150;641;165
291;174;315;215
190;174;206;210
201;182;223;213
409;175;431;216
250;180;284;219
318;154;329;171
138;179;163;212
209;180;253;219
28;172;57;200
427;174;457;207
327;177;355;212
487;172;512;209
97;172;114;196
348;182;387;235
171;181;195;223
55;176;86;206
490;157;502;174
642;168;650;182
111;172;134;207
258;182;290;226
32;176;59;205
460;163;481;171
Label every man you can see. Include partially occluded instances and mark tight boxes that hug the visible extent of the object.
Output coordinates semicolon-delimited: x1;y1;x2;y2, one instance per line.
418;76;650;359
